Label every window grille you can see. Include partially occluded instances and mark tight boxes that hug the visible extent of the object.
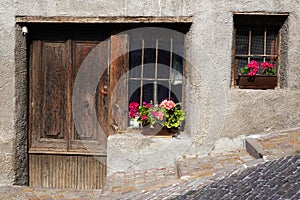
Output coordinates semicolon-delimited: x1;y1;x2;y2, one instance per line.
128;33;184;105
232;14;288;87
235;27;279;75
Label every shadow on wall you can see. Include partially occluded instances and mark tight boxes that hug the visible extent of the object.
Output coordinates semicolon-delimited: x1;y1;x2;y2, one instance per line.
14;24;29;185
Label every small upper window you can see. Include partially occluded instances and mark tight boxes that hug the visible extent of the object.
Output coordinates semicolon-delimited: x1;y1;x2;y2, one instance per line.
232;14;288;89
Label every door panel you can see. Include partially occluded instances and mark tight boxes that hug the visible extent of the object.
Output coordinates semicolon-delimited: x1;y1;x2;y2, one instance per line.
29;41;68;151
70;41;108;154
42;42;68;137
72;42;101;141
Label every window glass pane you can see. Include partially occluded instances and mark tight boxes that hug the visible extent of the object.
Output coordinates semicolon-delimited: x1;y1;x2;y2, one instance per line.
129;49;142;78
143;36;156;78
143;62;155;79
142;81;154;103
128;80;141;103
171;54;183;82
143;48;155;78
266;29;278;57
157;81;170;103
173;34;184;56
157;49;170;79
170;83;182;103
251;56;264;69
251;29;264;55
157;40;171;67
236;28;249;55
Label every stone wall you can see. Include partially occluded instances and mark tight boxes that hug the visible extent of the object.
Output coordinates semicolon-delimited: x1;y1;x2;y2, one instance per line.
0;0;300;185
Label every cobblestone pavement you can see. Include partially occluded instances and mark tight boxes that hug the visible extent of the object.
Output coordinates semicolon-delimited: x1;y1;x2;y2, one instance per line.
0;186;104;200
0;131;299;199
118;154;300;200
174;155;300;200
102;166;179;195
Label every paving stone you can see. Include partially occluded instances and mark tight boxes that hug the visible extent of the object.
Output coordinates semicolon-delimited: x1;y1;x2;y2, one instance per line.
0;193;14;200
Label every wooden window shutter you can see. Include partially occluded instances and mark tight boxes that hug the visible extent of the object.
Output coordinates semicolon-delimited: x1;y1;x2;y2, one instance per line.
109;34;129;134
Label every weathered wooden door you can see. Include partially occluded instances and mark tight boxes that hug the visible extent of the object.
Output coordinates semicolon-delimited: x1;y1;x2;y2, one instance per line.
28;26;128;189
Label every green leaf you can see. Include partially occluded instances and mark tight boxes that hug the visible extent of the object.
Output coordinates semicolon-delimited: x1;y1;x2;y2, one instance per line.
240;67;248;74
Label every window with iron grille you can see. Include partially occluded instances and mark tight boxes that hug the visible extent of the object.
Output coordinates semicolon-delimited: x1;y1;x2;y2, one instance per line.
232;14;288;89
128;30;184;105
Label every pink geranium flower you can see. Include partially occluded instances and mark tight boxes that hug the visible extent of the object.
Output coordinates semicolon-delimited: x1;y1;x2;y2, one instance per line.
129;110;136;118
261;62;274;69
152;111;164;121
247;60;259;76
160;100;176;110
129;102;139;109
156;112;164;121
141;115;147;120
247;60;259;69
260;61;276;75
145;104;152;108
128;102;139;118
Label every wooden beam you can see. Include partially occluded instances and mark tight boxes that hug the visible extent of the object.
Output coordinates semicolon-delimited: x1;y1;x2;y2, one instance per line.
232;12;289;16
16;16;193;24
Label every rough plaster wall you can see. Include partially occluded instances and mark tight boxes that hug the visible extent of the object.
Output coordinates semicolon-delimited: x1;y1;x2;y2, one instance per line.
14;0;190;17
184;0;300;154
0;0;18;186
0;0;300;185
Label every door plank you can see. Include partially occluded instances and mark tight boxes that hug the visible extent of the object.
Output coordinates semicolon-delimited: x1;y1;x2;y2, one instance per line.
71;41;108;153
72;42;99;140
29;41;42;148
29;154;106;189
30;41;69;150
109;34;129;133
42;42;68;137
96;41;109;138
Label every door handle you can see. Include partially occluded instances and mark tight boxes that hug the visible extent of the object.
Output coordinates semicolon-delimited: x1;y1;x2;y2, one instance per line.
100;85;108;95
103;85;108;91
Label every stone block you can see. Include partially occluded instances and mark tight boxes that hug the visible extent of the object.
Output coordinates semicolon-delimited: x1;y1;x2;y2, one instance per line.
245;138;264;159
107;133;192;175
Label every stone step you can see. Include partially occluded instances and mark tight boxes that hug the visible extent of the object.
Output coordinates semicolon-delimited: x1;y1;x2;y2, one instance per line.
245;131;300;160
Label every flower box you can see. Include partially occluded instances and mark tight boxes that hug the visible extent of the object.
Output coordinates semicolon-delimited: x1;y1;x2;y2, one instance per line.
141;124;178;137
129;99;184;137
238;75;277;89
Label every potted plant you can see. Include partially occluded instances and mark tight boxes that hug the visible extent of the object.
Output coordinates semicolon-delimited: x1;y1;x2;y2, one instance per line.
238;60;277;89
128;99;185;136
